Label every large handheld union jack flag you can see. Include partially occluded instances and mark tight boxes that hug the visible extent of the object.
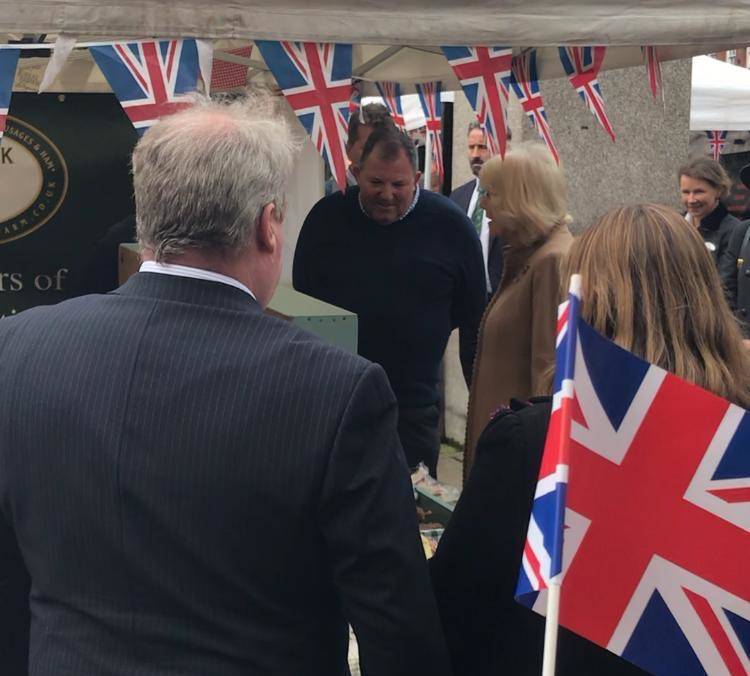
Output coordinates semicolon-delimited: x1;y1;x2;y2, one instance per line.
706;130;728;162
375;81;405;129
255;40;352;192
559;46;615;142
89;39;200;135
517;277;581;598
517;289;750;675
508;50;560;164
415;81;444;183
0;49;19;140
442;46;512;158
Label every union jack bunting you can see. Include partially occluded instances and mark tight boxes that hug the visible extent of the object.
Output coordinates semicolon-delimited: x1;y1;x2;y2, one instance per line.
558;46;615;142
517;294;750;675
211;46;252;92
375;81;405;129
349;78;362;115
643;46;663;99
415;81;444;182
442;46;512;157
706;130;728;162
255;40;352;192
0;49;19;140
508;50;560;164
89;40;200;135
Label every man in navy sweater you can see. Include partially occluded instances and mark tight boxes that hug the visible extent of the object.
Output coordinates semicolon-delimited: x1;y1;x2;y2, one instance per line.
294;127;486;477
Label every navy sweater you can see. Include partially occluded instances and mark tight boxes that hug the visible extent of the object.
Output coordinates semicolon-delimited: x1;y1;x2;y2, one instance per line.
293;188;486;408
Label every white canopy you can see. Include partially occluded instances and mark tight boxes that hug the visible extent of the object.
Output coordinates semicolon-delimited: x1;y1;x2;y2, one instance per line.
690;55;750;131
3;1;750;94
1;0;750;47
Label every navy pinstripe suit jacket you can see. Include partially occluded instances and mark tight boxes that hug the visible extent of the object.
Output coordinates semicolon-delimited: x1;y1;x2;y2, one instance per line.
0;272;450;676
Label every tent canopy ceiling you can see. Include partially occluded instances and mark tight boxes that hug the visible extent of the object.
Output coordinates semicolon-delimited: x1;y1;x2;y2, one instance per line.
2;0;750;47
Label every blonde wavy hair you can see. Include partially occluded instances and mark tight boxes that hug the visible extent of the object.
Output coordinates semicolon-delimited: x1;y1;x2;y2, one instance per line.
563;203;750;408
479;142;572;246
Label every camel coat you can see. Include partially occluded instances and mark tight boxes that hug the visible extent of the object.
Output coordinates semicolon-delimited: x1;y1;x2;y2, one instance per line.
463;223;574;479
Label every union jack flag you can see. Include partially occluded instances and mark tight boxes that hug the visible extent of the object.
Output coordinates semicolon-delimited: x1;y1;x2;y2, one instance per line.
415;81;444;183
558;46;615;142
89;39;200;135
349;78;362;115
256;40;352;192
707;130;728;162
643;46;663;99
442;46;512;157
211;46;252;92
517;277;581;598
375;81;405;129
517;290;750;675
508;50;560;164
0;49;19;140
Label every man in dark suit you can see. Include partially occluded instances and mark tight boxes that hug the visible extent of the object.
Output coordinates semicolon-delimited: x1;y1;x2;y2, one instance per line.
719;163;750;339
0;97;450;676
449;122;505;296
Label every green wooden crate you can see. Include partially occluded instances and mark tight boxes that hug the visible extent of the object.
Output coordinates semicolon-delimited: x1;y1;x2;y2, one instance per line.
267;284;357;354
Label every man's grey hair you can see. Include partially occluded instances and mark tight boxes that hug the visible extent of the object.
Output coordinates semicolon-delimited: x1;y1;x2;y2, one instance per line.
133;94;301;260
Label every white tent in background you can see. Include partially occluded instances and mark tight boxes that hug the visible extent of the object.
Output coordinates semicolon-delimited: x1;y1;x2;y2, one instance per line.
690;55;750;131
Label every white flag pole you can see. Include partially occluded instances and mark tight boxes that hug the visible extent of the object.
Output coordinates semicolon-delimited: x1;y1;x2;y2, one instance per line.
423;123;432;191
540;272;582;676
542;583;561;676
196;39;214;96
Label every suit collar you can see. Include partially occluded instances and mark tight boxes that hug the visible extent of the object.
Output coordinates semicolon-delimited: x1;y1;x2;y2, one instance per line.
113;272;262;314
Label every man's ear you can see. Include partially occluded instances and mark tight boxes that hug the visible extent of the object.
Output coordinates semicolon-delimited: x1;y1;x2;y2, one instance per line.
414;170;423;186
351;163;361;180
256;202;279;254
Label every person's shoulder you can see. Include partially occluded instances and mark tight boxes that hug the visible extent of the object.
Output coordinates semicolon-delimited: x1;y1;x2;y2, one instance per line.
721;210;742;229
304;188;357;223
264;311;376;386
0;294;106;351
448;179;475;202
420;190;476;232
475;397;552;452
535;225;574;259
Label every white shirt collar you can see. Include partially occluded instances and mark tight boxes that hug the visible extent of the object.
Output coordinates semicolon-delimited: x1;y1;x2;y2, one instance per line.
139;261;256;300
357;185;421;224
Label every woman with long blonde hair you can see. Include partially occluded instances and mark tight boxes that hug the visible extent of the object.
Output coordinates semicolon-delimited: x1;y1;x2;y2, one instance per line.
432;203;750;676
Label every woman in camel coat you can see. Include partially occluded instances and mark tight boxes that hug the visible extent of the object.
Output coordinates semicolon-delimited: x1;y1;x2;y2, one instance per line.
463;143;573;478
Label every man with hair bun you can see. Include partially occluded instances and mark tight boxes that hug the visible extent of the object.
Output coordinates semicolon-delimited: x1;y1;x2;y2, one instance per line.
0;97;450;676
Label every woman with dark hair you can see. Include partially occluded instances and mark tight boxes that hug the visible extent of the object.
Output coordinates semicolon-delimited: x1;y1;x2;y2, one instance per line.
679;156;741;265
431;203;750;676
